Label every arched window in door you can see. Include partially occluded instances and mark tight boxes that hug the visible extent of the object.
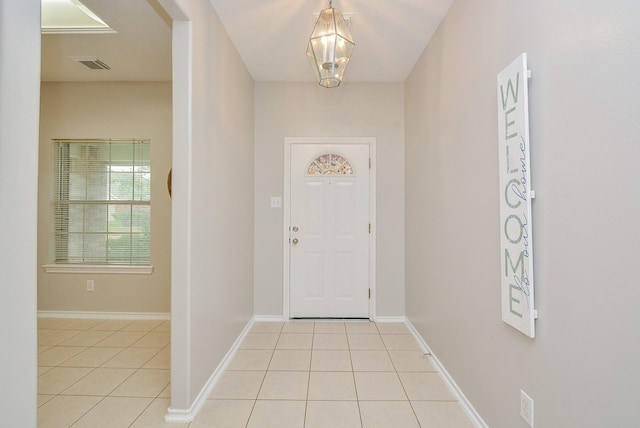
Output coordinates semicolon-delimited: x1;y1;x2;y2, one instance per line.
307;153;354;175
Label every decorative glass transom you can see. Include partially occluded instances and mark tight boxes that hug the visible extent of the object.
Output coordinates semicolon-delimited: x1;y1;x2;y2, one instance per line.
307;153;354;175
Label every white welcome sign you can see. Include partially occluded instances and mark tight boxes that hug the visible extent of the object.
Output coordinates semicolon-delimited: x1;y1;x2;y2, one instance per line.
497;53;537;338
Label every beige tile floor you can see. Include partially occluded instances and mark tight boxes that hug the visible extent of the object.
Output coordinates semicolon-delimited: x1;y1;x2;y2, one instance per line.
37;318;474;427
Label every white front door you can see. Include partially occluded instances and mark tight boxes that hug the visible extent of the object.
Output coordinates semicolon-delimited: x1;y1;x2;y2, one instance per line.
289;143;370;318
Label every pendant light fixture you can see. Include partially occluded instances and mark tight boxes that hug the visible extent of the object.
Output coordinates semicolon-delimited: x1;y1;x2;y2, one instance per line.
306;0;355;88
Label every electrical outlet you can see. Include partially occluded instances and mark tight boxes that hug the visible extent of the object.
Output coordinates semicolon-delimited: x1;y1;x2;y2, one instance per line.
520;389;534;427
86;280;94;292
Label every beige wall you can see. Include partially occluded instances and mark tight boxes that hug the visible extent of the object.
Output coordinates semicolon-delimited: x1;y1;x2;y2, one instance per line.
166;0;255;412
0;0;39;424
38;82;172;313
405;0;640;426
254;82;405;318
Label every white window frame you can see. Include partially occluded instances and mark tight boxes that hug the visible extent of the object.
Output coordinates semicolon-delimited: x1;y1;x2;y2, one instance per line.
43;139;153;274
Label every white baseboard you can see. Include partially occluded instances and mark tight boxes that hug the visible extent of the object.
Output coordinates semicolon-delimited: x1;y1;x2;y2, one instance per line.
373;315;407;323
164;317;255;423
404;319;488;428
255;315;410;323
253;315;286;322
37;310;170;320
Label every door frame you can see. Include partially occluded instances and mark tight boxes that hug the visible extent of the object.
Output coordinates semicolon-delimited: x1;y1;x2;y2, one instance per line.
283;137;377;320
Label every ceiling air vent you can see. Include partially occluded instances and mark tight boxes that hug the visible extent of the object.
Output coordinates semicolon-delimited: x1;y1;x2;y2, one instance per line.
70;56;111;70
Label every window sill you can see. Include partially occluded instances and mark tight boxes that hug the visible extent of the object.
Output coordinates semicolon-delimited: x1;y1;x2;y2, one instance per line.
42;264;154;275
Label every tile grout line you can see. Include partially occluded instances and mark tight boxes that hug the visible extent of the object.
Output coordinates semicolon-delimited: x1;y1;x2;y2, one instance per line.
304;322;315;427
67;395;108;428
347;330;365;428
127;372;172;428
382;326;424;428
243;322;282;428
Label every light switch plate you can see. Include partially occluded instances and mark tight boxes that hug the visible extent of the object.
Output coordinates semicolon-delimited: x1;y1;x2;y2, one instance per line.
270;197;282;208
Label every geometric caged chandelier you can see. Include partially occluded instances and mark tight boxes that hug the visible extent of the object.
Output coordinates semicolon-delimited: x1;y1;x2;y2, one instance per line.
306;0;355;88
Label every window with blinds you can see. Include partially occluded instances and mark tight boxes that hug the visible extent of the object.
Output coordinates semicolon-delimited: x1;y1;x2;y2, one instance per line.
51;139;151;265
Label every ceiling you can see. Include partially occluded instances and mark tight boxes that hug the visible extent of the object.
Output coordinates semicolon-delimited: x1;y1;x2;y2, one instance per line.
41;0;172;81
41;0;453;83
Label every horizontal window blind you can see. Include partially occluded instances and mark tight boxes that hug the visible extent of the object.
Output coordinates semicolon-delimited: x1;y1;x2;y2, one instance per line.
52;139;151;265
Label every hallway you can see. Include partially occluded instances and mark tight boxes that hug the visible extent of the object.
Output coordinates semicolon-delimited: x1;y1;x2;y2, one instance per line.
37;318;473;427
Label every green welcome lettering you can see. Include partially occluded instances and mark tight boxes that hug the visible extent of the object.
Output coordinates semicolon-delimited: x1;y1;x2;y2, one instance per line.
504;106;518;140
505;248;524;279
509;283;523;318
506;146;518;174
504;214;524;244
500;72;520;110
504;178;522;209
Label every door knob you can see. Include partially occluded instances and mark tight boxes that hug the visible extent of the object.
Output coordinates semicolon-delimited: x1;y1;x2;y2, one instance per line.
292;238;299;245
292;226;299;232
